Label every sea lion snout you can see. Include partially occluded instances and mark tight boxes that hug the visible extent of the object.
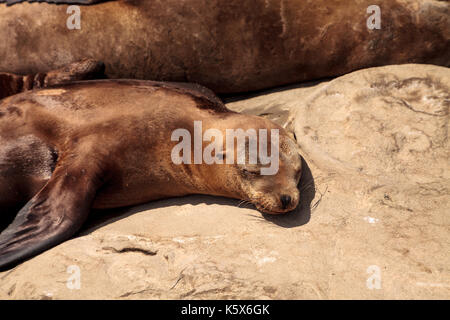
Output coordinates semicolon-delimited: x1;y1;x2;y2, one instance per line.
271;188;300;214
252;188;300;215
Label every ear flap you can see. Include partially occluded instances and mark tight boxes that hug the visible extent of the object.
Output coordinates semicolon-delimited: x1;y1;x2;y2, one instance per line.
1;0;111;6
0;160;104;270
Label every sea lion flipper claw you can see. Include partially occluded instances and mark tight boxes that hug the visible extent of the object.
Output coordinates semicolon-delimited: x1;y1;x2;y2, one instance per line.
0;162;104;270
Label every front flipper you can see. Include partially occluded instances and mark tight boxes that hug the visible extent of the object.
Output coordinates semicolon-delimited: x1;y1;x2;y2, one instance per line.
1;0;111;5
0;160;105;270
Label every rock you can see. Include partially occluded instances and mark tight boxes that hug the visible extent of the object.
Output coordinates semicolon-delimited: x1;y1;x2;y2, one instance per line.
0;64;448;299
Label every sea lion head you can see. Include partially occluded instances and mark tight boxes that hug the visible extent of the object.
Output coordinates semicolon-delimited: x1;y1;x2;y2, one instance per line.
170;115;302;214
204;118;302;215
236;131;302;214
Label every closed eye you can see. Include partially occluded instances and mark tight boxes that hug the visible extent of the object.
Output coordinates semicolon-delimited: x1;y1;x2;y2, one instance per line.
242;168;260;175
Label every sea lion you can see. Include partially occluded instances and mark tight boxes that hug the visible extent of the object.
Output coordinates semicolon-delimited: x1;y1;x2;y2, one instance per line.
0;0;448;93
0;58;105;99
0;79;302;270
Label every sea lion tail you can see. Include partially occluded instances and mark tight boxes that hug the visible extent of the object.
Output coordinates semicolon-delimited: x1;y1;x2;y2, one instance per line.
0;155;106;270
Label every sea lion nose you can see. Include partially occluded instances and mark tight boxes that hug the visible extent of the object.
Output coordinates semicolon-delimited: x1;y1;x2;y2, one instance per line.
280;194;291;209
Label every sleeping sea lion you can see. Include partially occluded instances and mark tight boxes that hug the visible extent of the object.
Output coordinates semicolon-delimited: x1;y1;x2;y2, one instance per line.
0;79;302;270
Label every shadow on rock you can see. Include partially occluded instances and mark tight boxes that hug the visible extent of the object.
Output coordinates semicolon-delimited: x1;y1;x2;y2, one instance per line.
81;195;238;235
221;78;332;103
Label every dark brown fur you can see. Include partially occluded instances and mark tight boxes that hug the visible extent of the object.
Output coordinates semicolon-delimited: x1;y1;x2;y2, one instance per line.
0;0;448;93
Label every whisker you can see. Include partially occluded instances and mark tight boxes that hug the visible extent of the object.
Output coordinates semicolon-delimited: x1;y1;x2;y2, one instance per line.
299;180;314;192
237;200;246;208
237;200;253;209
243;201;253;208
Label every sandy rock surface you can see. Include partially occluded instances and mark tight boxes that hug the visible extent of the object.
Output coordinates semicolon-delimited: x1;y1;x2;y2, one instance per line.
0;64;448;299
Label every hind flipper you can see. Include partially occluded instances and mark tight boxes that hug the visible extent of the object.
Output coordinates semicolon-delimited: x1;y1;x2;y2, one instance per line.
0;59;105;100
1;0;111;5
0;159;105;270
43;58;106;87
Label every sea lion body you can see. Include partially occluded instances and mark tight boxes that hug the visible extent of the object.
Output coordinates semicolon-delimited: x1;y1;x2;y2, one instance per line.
0;0;448;93
0;80;302;269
